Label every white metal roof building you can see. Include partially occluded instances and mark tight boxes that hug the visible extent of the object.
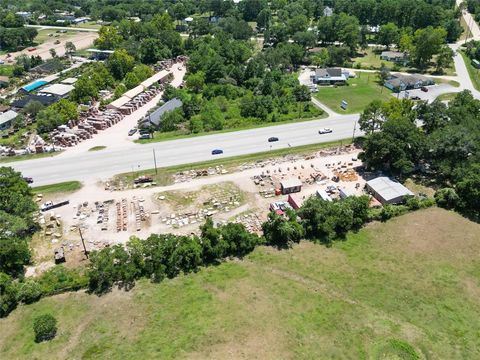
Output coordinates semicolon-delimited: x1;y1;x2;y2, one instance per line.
366;177;414;205
280;178;302;195
39;84;75;98
0;110;18;130
61;77;78;85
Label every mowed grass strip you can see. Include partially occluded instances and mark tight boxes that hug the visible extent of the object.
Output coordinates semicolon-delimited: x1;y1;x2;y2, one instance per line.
32;181;82;194
460;50;480;91
1;208;480;359
314;74;393;114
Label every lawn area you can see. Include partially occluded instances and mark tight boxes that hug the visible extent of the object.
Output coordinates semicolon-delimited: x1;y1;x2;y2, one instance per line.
0;65;14;77
1;208;479;359
116;139;351;186
32;181;82;195
460;50;480;91
352;47;396;69
315;74;393;114
436;92;458;102
137;102;326;144
72;21;102;29
34;29;77;44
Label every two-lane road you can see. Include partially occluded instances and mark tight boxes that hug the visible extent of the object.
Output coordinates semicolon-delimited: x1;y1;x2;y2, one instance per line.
10;114;359;186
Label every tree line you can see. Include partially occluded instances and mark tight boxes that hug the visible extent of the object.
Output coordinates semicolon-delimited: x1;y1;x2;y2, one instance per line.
358;91;480;221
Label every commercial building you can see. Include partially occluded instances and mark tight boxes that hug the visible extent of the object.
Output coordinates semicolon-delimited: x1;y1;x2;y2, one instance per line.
365;177;414;205
39;84;75;98
21;79;49;93
12;94;59;109
280;178;302;195
311;68;348;85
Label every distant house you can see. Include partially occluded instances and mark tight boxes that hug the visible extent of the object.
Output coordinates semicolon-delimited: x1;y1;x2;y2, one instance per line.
0;110;18;130
366;177;414;205
311;68;348;85
139;98;183;128
73;17;90;24
380;51;409;65
86;48;114;60
0;76;9;88
323;6;333;17
384;73;434;92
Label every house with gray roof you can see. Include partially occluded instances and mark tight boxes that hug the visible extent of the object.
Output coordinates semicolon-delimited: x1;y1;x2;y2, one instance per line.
0;110;18;130
380;51;409;65
311;68;348;85
139;98;183;128
384;73;434;93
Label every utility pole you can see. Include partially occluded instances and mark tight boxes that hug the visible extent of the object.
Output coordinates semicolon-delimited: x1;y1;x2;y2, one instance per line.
78;227;89;259
153;148;158;175
352;120;357;143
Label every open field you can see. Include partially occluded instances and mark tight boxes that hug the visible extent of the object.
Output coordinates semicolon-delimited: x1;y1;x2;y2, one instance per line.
34;29;77;44
1;207;479;359
314;75;392;114
460;50;480;91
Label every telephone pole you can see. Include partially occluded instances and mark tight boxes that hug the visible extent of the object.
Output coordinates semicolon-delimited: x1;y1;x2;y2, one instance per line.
153;148;158;175
78;227;89;259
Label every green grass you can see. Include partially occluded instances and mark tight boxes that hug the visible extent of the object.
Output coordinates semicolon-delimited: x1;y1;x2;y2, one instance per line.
352;47;396;69
460;50;480;91
88;146;106;151
138;101;325;144
315;74;393;114
436;92;458;102
0;152;60;164
1;208;480;359
32;181;82;195
0;65;14;77
116;139;351;186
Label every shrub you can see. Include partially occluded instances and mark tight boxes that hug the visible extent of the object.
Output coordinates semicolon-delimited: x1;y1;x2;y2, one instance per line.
17;280;42;304
33;313;57;342
434;187;459;210
37;266;88;296
0;272;18;318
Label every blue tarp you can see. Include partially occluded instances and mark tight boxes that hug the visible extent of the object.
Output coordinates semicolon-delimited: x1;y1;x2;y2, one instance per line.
22;80;48;92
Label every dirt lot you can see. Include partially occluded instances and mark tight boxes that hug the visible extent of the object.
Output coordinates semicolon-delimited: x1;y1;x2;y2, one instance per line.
0;31;98;62
29;147;366;272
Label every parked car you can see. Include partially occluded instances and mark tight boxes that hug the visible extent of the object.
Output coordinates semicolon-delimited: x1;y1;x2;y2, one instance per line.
23;177;33;184
268;136;279;142
0;60;4;65
211;149;224;155
421;86;428;92
410;95;421;100
318;128;333;134
139;133;150;140
27;47;36;52
128;128;137;136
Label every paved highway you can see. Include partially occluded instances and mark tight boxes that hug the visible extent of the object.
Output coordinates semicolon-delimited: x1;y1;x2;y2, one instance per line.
10;114;359;186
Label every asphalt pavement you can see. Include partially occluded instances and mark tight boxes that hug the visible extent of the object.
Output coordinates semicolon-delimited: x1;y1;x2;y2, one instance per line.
10;114;360;186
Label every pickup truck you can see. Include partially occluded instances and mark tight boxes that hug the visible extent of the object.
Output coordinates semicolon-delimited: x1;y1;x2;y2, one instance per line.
41;200;70;212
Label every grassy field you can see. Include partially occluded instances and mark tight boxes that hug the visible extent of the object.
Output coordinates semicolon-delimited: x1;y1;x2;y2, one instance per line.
0;64;14;76
32;181;82;195
138;102;326;144
315;74;393;114
460;51;480;91
1;208;479;359
116;139;351;186
436;92;458;102
34;29;77;44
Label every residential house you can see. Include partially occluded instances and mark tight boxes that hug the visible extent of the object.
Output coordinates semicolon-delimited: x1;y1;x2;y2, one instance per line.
0;110;18;131
311;68;348;85
380;51;409;65
323;6;333;17
384;73;434;92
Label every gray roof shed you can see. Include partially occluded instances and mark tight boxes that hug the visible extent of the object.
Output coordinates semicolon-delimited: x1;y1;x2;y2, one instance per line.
366;177;414;204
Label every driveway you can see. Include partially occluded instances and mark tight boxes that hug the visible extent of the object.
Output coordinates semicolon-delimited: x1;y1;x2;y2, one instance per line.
394;84;461;102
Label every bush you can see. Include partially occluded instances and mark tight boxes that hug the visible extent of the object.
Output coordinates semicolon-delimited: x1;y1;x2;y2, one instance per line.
434;187;459;210
37;266;88;296
33;313;57;342
0;272;18;318
17;280;42;304
406;196;421;210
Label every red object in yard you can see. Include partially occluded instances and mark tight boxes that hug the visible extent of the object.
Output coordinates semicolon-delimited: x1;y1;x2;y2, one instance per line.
275;188;282;196
27;48;37;52
421;86;428;92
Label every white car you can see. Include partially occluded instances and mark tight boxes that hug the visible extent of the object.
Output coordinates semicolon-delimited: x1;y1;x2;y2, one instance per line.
319;128;333;134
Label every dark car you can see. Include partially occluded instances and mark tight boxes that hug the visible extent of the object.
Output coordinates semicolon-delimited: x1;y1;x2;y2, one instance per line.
211;149;224;155
410;95;421;100
268;137;279;142
23;177;33;184
421;86;428;92
128;128;137;136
